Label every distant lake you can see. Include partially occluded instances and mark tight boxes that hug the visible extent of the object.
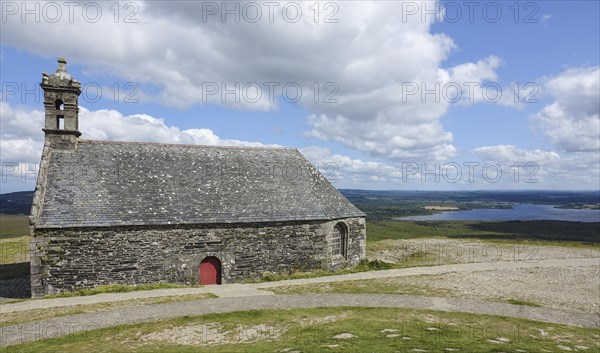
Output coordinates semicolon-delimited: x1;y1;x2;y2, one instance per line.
397;204;600;222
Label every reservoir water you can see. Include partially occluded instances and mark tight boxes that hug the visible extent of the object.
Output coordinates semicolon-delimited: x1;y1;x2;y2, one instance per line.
397;204;600;222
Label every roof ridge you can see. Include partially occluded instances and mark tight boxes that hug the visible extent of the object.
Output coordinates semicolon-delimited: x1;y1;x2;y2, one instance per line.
78;139;292;150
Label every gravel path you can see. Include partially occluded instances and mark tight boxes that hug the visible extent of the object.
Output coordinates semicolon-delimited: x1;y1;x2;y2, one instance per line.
393;265;600;313
1;293;598;347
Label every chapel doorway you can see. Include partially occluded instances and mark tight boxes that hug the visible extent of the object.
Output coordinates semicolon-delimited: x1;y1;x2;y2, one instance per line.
199;256;222;285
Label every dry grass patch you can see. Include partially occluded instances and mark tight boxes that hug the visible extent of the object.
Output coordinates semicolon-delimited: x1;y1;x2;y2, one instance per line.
0;235;29;264
267;275;451;297
0;293;217;326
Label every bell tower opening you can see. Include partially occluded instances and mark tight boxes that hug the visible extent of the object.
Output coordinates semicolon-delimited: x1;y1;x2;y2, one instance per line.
40;57;82;150
55;100;65;129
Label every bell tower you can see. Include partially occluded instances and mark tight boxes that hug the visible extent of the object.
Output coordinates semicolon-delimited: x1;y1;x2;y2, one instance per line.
40;57;82;150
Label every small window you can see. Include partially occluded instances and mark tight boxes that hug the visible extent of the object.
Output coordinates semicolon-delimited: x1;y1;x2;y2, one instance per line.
332;223;347;258
57;116;65;129
55;99;64;110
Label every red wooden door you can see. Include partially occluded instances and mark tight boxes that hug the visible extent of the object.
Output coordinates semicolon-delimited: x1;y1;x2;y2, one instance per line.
199;257;221;285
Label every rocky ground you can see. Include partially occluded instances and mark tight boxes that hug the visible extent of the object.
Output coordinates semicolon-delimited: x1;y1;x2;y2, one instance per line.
365;264;599;313
367;238;600;265
364;239;600;314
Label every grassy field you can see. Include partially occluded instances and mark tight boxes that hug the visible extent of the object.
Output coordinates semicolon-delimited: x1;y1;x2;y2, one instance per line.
0;215;29;239
0;236;29;265
245;259;396;283
0;215;30;271
4;307;598;352
266;275;453;296
367;220;600;244
41;283;199;299
0;283;207;302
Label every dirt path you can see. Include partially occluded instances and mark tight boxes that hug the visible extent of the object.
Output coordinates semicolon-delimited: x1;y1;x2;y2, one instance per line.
1;293;598;347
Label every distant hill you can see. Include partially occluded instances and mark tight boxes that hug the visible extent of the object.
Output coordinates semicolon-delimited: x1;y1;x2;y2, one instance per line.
338;189;600;205
1;189;598;218
0;191;34;215
338;189;600;220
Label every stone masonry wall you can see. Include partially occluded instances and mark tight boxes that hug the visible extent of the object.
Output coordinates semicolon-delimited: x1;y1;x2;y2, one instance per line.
30;217;366;297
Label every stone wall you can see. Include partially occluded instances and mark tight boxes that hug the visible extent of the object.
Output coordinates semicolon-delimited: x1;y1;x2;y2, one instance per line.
30;217;366;296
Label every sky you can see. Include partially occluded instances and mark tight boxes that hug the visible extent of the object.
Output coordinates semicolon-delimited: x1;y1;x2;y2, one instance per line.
1;0;599;192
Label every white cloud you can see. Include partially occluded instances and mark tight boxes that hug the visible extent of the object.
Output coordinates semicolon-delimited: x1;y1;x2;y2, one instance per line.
461;64;600;190
0;102;46;166
3;101;598;191
306;113;457;161
463;67;600;189
447;55;501;84
299;146;404;188
301;143;600;190
472;145;599;189
472;145;560;162
78;107;273;147
0;101;272;167
531;67;600;152
1;0;503;161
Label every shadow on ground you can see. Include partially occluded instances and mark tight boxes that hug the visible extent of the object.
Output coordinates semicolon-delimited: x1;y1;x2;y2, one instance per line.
0;262;31;299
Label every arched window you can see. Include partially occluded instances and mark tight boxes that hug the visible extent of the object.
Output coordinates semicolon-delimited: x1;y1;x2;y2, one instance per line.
55;99;65;129
332;222;348;258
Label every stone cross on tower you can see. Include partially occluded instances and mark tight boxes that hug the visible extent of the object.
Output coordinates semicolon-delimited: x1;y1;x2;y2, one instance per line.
40;57;82;150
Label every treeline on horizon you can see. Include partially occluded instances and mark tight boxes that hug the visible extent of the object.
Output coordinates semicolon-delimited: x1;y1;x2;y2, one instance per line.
339;189;600;221
1;189;599;218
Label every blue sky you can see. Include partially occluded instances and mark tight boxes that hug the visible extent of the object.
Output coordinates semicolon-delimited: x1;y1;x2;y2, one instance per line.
1;1;599;192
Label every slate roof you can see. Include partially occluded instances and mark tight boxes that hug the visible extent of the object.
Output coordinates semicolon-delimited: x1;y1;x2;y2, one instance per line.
34;140;365;228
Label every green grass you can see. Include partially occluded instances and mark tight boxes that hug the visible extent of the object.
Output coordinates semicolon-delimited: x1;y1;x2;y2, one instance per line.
0;283;203;303
266;275;452;297
367;221;450;241
41;283;199;299
245;259;397;283
0;215;29;239
4;307;599;352
0;236;29;265
504;299;543;307
367;220;600;245
0;215;30;268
